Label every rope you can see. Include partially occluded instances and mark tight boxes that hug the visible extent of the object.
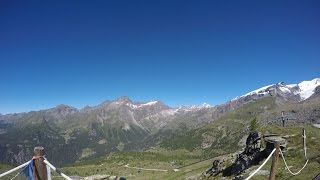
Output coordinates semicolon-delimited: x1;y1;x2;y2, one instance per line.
279;128;308;176
43;159;73;180
0;157;73;180
10;171;21;180
0;160;31;178
279;150;308;175
244;148;276;180
10;162;29;180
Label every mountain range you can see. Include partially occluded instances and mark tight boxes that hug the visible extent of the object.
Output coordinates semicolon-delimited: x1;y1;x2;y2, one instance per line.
0;78;319;166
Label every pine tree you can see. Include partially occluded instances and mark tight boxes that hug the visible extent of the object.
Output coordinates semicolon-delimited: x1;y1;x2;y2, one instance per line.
249;117;258;131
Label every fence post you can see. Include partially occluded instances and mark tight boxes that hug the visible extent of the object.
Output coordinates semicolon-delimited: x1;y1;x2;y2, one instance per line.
269;143;280;180
33;146;48;180
303;128;307;158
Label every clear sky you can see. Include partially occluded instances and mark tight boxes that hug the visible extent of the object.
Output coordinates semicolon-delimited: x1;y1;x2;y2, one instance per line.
0;0;320;114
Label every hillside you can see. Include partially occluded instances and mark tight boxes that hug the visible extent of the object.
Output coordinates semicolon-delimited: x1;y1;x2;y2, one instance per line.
59;97;320;179
0;78;319;169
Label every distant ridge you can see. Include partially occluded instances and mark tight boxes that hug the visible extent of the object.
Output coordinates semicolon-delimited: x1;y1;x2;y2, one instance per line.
0;77;319;166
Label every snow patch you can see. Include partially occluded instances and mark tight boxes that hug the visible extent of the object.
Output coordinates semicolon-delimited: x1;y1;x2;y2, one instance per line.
175;103;213;111
126;103;138;109
297;78;320;100
286;84;297;88
126;101;159;109
279;86;291;93
200;103;213;108
243;84;274;97
139;101;159;107
231;84;275;102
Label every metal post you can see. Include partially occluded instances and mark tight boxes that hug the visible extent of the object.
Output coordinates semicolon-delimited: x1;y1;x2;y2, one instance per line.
269;143;280;180
281;111;285;127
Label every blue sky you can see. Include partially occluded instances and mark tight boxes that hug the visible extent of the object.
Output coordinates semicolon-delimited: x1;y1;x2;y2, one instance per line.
0;0;320;114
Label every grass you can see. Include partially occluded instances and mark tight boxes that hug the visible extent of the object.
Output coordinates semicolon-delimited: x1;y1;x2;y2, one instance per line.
60;96;319;180
3;96;319;179
0;163;26;180
2;124;314;180
61;149;205;179
251;124;320;180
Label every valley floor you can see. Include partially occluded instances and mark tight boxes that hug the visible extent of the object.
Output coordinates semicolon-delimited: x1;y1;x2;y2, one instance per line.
58;125;320;180
1;125;319;180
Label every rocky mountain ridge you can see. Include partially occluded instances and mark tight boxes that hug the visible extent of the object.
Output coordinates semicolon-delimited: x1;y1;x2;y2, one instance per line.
232;78;320;102
0;78;319;166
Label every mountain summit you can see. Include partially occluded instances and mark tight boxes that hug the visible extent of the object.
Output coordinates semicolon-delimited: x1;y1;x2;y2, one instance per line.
0;78;319;166
232;78;320;102
116;96;133;103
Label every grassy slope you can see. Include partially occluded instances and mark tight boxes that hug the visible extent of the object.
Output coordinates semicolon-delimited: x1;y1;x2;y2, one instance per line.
239;124;320;180
58;97;320;179
0;163;26;180
160;97;276;157
59;97;275;179
60;126;320;180
2;97;319;179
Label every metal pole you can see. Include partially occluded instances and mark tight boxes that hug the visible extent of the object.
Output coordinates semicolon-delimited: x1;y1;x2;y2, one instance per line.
269;143;280;180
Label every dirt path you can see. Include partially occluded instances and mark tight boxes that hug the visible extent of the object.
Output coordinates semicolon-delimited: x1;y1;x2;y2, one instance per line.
312;124;320;128
124;164;168;172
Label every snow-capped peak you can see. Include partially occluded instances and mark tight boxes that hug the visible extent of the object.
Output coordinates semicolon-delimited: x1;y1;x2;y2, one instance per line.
295;78;320;100
243;84;274;97
200;103;213;108
231;78;320;102
126;100;159;109
175;103;213;112
231;84;274;101
126;103;138;109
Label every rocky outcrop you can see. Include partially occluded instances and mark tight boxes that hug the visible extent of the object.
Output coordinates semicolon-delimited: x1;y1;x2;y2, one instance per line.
229;131;263;176
203;132;288;178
